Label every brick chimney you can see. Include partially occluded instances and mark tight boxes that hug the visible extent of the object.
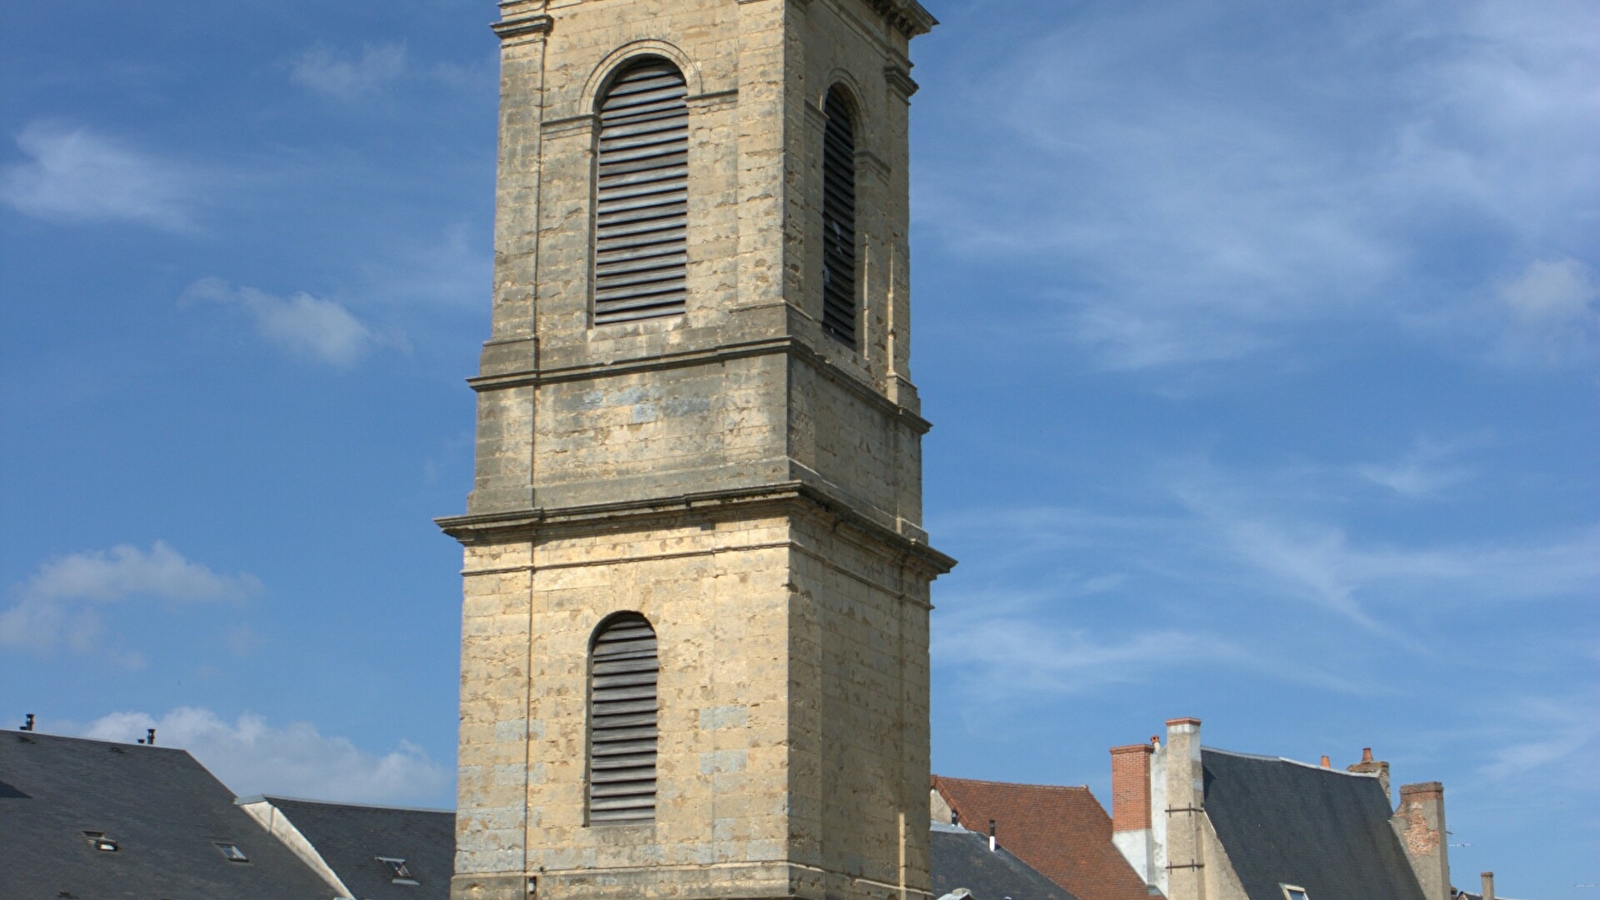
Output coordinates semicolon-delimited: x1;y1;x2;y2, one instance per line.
1110;743;1157;886
1164;718;1206;900
1393;782;1450;900
1347;747;1392;798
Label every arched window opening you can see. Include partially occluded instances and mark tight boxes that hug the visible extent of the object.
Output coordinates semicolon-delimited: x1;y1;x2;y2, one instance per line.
587;613;658;825
593;59;689;325
821;88;858;347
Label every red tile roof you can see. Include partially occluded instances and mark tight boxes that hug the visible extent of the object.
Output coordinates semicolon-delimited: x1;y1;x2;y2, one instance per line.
931;775;1155;900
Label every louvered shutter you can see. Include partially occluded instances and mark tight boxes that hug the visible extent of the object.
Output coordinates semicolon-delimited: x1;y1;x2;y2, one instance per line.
594;61;689;325
821;90;857;347
588;614;658;824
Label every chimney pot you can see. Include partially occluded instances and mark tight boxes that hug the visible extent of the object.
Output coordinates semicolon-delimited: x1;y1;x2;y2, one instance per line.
1480;872;1495;900
1362;747;1374;763
1320;755;1331;768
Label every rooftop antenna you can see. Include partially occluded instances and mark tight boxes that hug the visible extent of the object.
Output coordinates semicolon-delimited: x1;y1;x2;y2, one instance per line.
21;714;34;732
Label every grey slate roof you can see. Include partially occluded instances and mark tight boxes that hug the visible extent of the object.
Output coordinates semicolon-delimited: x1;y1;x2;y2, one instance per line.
0;729;338;900
1202;748;1428;900
931;822;1083;900
254;795;455;900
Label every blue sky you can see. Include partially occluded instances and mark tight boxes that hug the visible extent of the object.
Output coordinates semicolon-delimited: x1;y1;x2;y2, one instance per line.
1;0;1595;894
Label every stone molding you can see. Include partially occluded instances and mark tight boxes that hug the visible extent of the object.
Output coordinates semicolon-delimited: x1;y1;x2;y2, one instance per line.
490;13;553;46
866;0;938;38
884;64;919;100
436;481;956;578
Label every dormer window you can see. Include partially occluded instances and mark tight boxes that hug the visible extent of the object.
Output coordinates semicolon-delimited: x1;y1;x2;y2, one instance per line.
379;856;420;886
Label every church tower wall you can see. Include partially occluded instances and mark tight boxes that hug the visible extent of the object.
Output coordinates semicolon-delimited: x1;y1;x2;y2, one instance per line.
442;2;947;899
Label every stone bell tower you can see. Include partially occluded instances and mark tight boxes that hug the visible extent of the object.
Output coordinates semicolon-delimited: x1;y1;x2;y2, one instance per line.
436;1;950;899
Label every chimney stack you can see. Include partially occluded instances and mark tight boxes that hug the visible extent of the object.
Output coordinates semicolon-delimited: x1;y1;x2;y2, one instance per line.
1348;747;1392;797
1110;742;1158;888
1111;743;1155;833
1394;782;1451;900
1481;872;1495;900
1165;718;1206;900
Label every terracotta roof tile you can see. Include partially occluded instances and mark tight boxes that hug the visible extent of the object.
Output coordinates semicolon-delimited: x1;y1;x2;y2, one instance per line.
931;775;1155;900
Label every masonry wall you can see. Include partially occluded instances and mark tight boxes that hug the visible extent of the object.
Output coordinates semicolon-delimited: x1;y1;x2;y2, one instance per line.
452;1;943;899
455;510;936;900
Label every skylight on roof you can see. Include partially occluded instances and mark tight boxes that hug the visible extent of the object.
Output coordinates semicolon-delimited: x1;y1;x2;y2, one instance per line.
83;831;117;852
213;842;249;863
1282;885;1309;900
378;856;420;886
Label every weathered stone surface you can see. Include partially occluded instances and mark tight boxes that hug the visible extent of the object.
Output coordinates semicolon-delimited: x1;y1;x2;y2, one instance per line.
443;2;948;899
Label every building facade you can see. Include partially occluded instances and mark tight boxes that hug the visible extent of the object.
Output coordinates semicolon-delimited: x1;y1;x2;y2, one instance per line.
436;2;952;900
1110;719;1451;900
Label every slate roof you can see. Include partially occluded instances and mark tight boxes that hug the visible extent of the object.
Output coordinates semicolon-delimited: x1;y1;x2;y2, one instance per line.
253;795;455;900
931;822;1083;900
1201;748;1428;900
931;775;1153;900
0;729;338;900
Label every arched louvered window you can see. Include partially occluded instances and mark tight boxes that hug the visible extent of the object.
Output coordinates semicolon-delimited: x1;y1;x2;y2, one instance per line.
820;88;858;347
593;59;689;325
587;613;659;825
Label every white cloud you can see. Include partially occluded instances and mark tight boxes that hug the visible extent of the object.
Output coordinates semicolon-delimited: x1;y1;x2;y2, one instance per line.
0;542;261;663
74;708;453;806
184;277;400;367
1489;257;1600;367
290;43;407;100
0;123;192;229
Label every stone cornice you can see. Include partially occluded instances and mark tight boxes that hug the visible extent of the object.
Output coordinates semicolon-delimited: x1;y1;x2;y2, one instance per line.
435;481;957;578
868;0;937;38
884;64;919;100
490;12;552;45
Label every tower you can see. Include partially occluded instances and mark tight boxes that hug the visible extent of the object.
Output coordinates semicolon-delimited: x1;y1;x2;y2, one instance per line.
436;2;951;899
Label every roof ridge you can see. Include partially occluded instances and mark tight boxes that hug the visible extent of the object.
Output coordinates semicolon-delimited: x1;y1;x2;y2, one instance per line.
243;793;455;814
934;774;1092;792
3;728;188;754
1202;746;1382;778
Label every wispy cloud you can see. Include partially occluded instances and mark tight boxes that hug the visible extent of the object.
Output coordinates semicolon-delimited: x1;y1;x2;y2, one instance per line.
0;542;261;665
71;708;452;806
917;0;1600;371
0;123;193;230
929;451;1599;703
1171;464;1600;632
183;277;402;367
1355;437;1478;498
290;42;407;100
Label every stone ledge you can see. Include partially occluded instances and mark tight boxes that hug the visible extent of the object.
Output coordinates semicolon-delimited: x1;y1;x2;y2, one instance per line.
436;481;956;578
